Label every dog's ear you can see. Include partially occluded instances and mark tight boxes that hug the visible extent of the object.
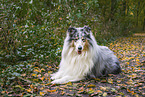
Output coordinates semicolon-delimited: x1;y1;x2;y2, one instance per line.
68;27;76;36
84;26;91;38
84;26;91;32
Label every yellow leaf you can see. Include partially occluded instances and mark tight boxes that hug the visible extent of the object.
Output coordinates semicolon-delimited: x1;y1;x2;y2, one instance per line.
95;78;100;81
132;73;137;78
33;79;39;82
41;68;45;71
100;86;110;91
136;59;139;62
34;69;41;73
45;83;51;86
103;92;107;96
37;74;41;77
83;2;86;4
1;91;5;94
87;88;95;94
77;89;84;94
30;85;33;89
122;69;126;73
117;80;121;83
41;27;45;29
127;88;136;95
47;89;57;92
126;62;129;65
118;92;124;95
96;90;103;93
87;84;96;88
66;81;72;85
40;92;45;96
135;94;139;97
26;88;32;93
40;76;45;81
101;79;107;83
21;73;26;77
32;74;36;76
108;78;113;84
40;87;44;90
130;12;133;15
61;91;65;95
128;57;134;60
58;6;60;9
34;67;39;69
48;71;53;74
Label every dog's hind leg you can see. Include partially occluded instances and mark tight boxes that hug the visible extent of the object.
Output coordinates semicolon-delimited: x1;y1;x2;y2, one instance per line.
111;62;122;74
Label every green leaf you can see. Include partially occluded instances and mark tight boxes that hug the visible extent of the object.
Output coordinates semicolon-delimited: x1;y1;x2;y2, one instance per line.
14;85;24;90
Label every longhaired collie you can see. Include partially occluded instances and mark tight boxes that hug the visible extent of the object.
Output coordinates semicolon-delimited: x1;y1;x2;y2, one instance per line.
51;26;121;84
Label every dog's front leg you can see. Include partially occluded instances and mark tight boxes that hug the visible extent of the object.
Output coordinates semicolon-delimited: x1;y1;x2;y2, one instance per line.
51;75;79;84
51;71;63;80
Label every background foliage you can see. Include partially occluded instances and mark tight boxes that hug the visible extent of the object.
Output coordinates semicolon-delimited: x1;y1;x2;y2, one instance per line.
0;0;145;96
1;0;145;64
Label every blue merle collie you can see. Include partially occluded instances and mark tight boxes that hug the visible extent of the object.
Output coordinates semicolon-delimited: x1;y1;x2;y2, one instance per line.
51;26;121;84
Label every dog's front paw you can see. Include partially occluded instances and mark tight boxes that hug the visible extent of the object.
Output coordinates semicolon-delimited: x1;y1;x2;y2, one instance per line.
51;75;61;80
51;80;62;84
51;80;58;84
51;79;68;84
50;73;62;80
50;76;55;80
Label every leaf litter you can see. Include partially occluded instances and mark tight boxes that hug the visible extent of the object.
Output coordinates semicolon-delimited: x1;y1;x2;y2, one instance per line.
1;36;144;96
41;36;144;96
32;37;145;96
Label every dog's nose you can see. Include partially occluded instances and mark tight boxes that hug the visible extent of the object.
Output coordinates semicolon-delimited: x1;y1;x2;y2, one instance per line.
78;46;82;50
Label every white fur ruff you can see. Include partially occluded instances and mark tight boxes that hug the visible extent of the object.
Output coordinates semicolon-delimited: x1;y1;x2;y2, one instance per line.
51;27;121;84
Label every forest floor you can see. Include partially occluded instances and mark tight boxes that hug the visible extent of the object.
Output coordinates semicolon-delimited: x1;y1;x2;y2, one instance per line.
1;35;145;97
40;35;145;97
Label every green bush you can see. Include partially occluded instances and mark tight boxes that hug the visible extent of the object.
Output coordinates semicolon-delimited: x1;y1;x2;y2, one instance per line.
0;0;136;66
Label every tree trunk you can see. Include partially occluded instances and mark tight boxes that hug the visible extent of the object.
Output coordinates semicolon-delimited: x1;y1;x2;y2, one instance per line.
103;6;106;27
122;0;126;16
136;2;140;26
110;0;116;21
143;9;145;31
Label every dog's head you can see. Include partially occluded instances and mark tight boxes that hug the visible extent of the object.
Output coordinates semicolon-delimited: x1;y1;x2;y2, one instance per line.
67;26;92;54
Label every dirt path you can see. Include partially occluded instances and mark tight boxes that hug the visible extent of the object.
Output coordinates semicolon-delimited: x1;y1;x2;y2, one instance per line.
41;36;144;97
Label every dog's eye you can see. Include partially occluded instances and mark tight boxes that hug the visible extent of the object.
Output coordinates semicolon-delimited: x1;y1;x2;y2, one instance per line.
82;38;85;42
74;39;78;42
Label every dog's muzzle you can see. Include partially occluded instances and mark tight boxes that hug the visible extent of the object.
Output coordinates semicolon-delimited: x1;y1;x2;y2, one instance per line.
78;46;82;54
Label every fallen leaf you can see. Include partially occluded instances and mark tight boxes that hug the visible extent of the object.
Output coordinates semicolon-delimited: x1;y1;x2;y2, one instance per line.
34;69;41;73
66;81;72;85
103;92;107;96
87;84;96;88
32;74;36;76
40;76;45;81
118;92;124;95
86;88;95;94
108;78;113;84
101;79;107;83
96;90;103;94
47;89;57;92
40;92;45;96
26;88;32;93
100;86;110;91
